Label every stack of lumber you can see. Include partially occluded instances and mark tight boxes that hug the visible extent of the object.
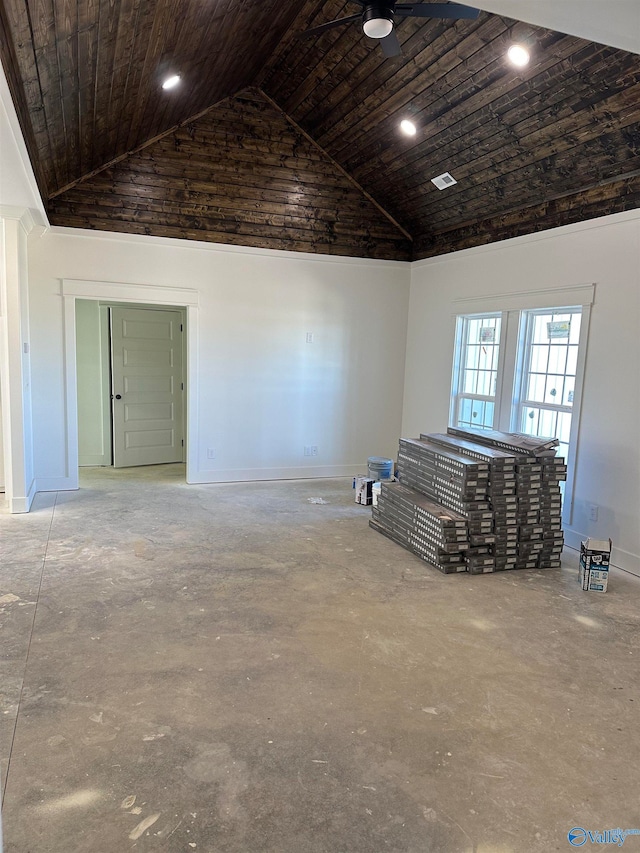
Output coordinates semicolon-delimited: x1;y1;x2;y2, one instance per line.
370;427;566;575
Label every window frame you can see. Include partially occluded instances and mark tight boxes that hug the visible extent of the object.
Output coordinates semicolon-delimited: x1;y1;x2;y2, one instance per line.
449;311;507;432
450;295;593;526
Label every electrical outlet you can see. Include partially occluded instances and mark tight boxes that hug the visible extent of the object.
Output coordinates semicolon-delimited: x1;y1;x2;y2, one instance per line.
589;504;599;522
305;332;314;344
311;446;318;457
207;448;216;460
304;446;312;457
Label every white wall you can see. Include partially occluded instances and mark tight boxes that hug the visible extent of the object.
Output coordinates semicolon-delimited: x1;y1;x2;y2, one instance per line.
403;210;640;574
29;228;410;487
0;74;46;215
0;381;4;491
0;64;46;510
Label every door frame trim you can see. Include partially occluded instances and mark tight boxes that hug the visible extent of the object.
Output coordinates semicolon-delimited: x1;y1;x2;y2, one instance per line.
62;279;198;487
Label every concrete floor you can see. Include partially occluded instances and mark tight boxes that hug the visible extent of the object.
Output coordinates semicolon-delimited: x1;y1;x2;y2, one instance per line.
1;465;639;853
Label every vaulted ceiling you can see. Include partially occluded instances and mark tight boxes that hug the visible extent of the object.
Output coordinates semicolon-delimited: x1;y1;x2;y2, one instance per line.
1;0;639;260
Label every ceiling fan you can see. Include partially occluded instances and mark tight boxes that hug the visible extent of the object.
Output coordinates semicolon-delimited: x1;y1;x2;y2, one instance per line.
299;2;480;57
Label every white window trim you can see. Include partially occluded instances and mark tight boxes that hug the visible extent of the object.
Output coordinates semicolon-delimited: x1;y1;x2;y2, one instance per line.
452;282;595;314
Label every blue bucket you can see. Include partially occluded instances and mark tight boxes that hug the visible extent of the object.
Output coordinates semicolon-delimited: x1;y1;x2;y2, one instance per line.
367;456;393;480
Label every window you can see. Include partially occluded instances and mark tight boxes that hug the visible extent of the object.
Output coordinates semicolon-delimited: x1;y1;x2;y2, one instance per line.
513;309;583;462
450;301;590;522
450;313;504;431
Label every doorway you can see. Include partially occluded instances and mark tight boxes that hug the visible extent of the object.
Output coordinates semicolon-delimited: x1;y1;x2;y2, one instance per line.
62;278;199;490
76;301;186;470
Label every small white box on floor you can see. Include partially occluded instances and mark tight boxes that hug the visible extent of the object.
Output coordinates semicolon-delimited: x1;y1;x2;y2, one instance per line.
579;538;612;592
355;477;374;505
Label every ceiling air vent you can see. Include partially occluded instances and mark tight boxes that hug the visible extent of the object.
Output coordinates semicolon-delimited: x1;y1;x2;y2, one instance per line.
431;172;457;190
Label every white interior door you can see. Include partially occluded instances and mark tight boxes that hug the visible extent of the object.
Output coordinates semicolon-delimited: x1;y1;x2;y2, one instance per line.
111;306;184;468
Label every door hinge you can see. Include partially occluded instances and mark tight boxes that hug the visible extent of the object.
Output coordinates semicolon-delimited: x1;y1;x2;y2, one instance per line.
180;324;183;331
181;382;184;390
181;439;184;446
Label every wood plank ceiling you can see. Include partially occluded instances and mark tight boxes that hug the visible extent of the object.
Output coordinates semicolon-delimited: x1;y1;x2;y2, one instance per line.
1;0;639;260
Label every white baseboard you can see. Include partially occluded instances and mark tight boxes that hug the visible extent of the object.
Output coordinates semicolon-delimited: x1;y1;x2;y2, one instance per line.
188;464;360;485
565;527;640;577
9;478;37;513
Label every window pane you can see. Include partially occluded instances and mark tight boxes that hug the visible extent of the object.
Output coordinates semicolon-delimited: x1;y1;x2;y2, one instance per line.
530;344;549;373
467;318;479;339
463;369;476;394
478;346;493;370
548;345;568;374
557;411;572;444
483;401;495;428
532;315;552;343
522;406;540;434
566;346;578;375
544;375;565;405
465;345;480;370
522;406;561;440
476;370;494;396
539;408;558;438
459;397;472;424
471;401;485;424
563;376;575;406
527;373;546;403
477;317;500;341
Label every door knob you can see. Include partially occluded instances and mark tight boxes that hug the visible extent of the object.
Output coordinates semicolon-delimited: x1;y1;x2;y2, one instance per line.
115;394;122;399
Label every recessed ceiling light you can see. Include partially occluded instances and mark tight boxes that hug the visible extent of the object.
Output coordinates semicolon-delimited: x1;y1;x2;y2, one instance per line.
162;74;181;90
507;44;530;67
400;119;417;136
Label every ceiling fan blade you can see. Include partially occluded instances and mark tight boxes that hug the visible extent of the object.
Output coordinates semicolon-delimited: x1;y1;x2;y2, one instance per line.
395;3;480;19
380;30;402;57
298;14;362;38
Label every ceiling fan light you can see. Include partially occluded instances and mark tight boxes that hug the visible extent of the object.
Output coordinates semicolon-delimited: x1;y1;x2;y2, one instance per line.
362;5;394;39
363;16;393;38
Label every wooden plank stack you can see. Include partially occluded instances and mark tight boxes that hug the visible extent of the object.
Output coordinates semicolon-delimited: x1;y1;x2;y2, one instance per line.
370;427;566;575
371;482;469;574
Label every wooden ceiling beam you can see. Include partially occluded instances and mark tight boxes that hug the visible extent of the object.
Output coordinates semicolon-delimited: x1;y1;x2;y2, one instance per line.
258;89;413;243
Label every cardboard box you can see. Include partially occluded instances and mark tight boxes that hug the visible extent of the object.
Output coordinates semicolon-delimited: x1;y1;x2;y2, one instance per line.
579;538;612;592
355;476;374;505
